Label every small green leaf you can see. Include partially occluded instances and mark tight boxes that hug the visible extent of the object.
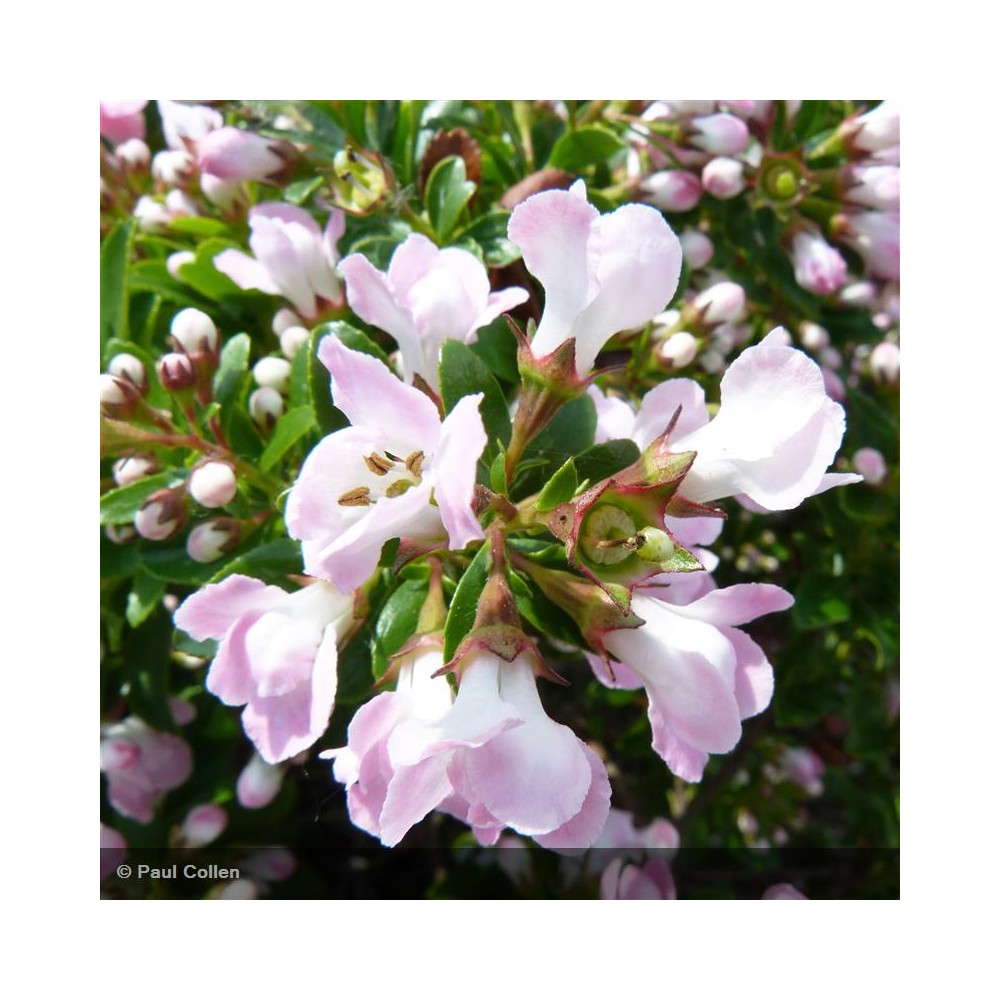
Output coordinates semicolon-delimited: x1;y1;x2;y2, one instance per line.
100;220;135;357
489;451;507;494
211;538;303;583
439;341;512;452
100;471;183;525
442;543;491;662
126;569;167;628
168;216;233;238
548;126;626;172
287;339;311;409
141;546;218;585
508;570;584;648
372;579;429;680
536;458;578;512
574;439;641;485
127;260;211;310
467;316;519;384
455;211;522;267
283;176;324;205
425;156;476;243
259;406;316;472
122;606;175;730
176;239;246;301
213;333;251;409
101;532;140;581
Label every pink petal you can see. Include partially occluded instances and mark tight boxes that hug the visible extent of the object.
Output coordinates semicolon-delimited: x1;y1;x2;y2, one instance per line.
378;754;454;847
433;394;487;550
648;702;710;781
197;127;284;182
213;249;281;295
248;213;318;317
533;744;611;850
726;627;775;719
631;378;709;450
243;682;321;764
680;583;794;627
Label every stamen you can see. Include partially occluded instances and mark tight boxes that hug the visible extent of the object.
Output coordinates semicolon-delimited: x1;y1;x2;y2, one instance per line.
405;450;425;478
338;486;372;507
364;452;394;476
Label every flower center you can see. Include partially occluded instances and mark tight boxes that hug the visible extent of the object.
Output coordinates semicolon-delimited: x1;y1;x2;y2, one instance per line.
338;450;425;507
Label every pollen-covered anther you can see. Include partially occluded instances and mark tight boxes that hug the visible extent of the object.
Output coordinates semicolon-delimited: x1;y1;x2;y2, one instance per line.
405;451;425;478
338;486;373;507
364;452;395;476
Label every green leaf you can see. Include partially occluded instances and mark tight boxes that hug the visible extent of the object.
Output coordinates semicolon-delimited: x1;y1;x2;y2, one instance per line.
791;574;852;630
372;579;429;680
438;341;511;451
442;543;491;662
467;316;519;384
283;176;324;205
126;569;167;628
508;570;584;648
536;458;578;512
425;156;476;243
211;538;303;583
212;333;251;409
141;546;218;585
548;126;626;172
101;531;140;581
513;394;597;499
454;211;522;267
176;239;246;301
573;439;641;485
259;405;316;472
122;606;175;730
100;471;183;525
100;220;135;357
126;260;211;310
287;339;311;409
102;337;169;408
167;216;234;238
489;451;508;494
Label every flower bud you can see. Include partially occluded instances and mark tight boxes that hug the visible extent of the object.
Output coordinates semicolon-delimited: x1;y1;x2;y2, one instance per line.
115;138;150;172
843;164;900;212
157;352;198;392
197;126;287;182
236;753;285;810
249;387;284;429
133;195;172;232
838;280;877;307
105;523;138;545
188;461;237;508
820;347;842;370
790;228;848;296
169;698;197;725
853;447;887;486
679;231;713;270
112;454;157;487
692;281;746;325
799;321;829;351
330;145;393;216
689;113;749;156
201;173;247;213
152;149;196;187
841;101;899;154
253;356;292;394
134;489;185;541
177;803;227;848
165;188;199;219
280;325;310;359
108;353;148;393
870;341;900;383
171;308;218;354
657;331;698;368
166;251;196;280
100;373;139;419
699;349;726;373
640;170;702;212
702;157;745;199
271;308;301;335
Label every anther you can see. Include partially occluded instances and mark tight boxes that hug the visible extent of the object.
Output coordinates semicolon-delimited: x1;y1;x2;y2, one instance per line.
405;450;425;478
338;487;372;507
364;453;394;476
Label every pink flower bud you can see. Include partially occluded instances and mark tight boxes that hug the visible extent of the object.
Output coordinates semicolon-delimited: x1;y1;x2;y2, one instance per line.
799;321;830;351
692;281;746;324
842;101;899;154
165;188;199;219
152;149;196;187
186;518;241;563
702;157;745;199
113;454;157;487
197;127;287;182
658;331;698;368
853;447;887;485
108;353;148;393
249;387;284;428
157;352;197;392
100;374;138;419
178;803;228;848
167;251;196;280
820;347;842;370
115;138;150;172
101;738;141;772
690;113;749;156
641;170;702;212
280;325;310;359
134;489;185;541
822;368;846;401
844;164;899;211
762;883;808;900
105;523;138;545
100;100;147;144
100;823;127;881
838;280;878;306
200;173;247;212
272;308;301;335
169;698;197;725
236;753;285;809
133;195;172;232
188;461;237;508
679;231;713;269
171;308;219;355
253;356;292;393
790;229;848;296
869;341;900;383
843;211;899;281
699;348;725;373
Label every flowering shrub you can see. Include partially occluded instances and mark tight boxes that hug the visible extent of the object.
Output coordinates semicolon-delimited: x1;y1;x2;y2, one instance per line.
100;100;899;899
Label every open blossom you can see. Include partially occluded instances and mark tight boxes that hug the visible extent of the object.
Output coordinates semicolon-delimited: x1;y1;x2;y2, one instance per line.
662;330;860;511
791;228;848;296
338;234;528;392
595;579;793;781
174;575;355;764
285;336;487;591
328;648;610;848
101;717;193;823
507;179;682;374
214;203;345;319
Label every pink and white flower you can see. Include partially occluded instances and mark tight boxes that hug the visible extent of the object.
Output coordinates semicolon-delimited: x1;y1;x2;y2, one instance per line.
600;857;677;899
285;336;488;590
329;649;610;848
101;717;193;823
214;203;345;320
338;234;528;392
174;574;356;764
507;180;682;375
596;581;794;782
